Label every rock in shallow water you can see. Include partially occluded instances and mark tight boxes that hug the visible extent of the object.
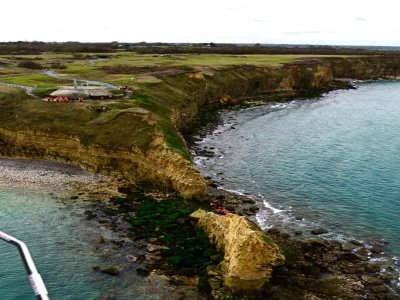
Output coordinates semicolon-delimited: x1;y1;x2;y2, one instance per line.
310;228;329;235
100;266;120;276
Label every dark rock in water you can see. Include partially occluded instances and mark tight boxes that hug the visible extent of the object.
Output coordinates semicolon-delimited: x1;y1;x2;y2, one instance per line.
84;210;96;220
369;284;389;293
126;255;138;262
242;198;256;204
267;228;281;236
350;239;363;246
322;253;337;263
135;242;146;249
354;247;369;259
111;240;124;248
361;275;384;285
70;195;79;200
91;266;100;272
370;245;384;255
304;238;326;247
99;292;117;300
294;230;303;236
338;252;363;262
137;267;150;277
94;236;105;244
310;228;329;235
100;266;119;276
209;182;218;188
366;264;381;273
249;206;259;213
341;243;356;251
280;233;290;239
371;238;389;245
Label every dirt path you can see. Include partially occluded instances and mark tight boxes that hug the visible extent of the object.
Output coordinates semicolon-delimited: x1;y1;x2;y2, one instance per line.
0;82;37;97
43;69;118;89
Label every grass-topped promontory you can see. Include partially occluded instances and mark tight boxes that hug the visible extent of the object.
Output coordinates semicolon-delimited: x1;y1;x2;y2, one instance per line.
1;50;391;196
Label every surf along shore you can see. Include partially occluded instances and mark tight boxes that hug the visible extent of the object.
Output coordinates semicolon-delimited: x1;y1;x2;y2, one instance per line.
1;53;400;298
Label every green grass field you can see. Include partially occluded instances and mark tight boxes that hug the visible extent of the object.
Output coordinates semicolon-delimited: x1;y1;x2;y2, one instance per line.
0;52;348;90
0;73;70;89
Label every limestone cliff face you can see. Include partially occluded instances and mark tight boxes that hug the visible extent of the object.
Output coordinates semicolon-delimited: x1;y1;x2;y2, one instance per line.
170;63;334;131
191;209;285;293
145;136;207;199
0;128;206;199
1;57;400;198
326;57;400;79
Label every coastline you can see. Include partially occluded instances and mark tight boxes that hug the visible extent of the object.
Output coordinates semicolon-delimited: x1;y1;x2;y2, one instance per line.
0;157;122;200
1;56;400;298
2;145;399;298
0;158;205;299
187;91;400;297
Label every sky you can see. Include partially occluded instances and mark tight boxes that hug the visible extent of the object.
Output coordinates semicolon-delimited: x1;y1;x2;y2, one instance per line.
1;0;400;46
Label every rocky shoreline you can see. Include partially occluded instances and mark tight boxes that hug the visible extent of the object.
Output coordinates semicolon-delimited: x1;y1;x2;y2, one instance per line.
1;148;400;299
201;187;400;298
77;183;399;299
0;157;123;200
184;98;400;298
0;158;205;299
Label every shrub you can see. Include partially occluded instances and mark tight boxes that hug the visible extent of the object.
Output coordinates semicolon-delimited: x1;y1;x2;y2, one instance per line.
49;62;67;69
17;60;42;70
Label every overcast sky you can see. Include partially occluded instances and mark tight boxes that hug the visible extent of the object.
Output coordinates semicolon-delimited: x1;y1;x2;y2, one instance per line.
1;0;399;46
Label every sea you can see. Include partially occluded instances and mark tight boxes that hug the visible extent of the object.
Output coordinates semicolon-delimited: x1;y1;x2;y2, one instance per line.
0;162;182;299
193;80;400;270
0;188;106;299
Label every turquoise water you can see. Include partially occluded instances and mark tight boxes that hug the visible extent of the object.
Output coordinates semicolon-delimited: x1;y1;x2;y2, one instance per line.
0;186;170;299
195;81;400;256
0;188;105;299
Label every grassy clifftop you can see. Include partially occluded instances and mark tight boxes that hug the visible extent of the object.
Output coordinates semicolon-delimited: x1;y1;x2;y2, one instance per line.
0;53;399;198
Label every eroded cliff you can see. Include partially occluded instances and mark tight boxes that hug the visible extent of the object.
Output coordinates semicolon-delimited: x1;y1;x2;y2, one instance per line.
0;56;399;198
191;209;285;293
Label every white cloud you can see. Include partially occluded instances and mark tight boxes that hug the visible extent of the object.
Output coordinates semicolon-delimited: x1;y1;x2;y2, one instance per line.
0;0;399;46
354;16;368;22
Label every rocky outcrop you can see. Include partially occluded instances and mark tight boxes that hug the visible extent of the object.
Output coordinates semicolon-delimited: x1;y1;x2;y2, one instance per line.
190;209;285;293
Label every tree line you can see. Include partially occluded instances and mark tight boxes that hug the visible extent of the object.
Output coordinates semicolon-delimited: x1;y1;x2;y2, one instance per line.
0;42;399;56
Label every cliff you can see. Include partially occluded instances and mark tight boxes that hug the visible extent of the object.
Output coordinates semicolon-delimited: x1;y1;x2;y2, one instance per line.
0;56;399;198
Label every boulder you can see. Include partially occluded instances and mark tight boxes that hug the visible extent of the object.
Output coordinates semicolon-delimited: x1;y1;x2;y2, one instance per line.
190;209;285;293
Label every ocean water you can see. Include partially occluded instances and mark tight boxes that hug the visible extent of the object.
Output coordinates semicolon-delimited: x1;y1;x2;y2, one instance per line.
0;188;105;299
194;81;400;257
0;186;171;300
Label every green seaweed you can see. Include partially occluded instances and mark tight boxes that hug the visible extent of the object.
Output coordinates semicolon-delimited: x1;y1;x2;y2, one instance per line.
118;194;222;276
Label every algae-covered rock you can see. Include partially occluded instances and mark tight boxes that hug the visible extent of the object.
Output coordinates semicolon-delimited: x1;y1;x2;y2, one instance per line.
100;266;119;276
190;209;285;293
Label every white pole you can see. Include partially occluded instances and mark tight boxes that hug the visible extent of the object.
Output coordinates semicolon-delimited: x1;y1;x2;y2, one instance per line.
0;231;50;300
